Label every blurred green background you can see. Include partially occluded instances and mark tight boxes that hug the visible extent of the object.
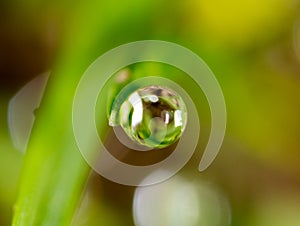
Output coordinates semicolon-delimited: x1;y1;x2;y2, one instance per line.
1;0;300;225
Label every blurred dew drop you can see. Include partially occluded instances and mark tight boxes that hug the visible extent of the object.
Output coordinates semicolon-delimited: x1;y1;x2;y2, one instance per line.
133;172;231;226
8;72;49;153
109;85;187;149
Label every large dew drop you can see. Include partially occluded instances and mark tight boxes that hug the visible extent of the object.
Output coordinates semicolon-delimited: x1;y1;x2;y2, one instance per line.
110;85;187;148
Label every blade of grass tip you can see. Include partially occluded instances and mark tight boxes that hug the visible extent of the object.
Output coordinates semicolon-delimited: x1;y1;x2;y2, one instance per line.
12;0;155;225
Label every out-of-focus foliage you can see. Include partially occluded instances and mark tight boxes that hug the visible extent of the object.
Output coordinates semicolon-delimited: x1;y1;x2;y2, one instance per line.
0;0;300;225
188;0;294;48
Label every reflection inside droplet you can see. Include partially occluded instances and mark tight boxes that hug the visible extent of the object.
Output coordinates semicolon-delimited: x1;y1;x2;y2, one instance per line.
110;85;187;148
133;173;231;226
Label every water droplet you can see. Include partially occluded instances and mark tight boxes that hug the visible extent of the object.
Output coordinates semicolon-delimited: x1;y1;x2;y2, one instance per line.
110;85;187;148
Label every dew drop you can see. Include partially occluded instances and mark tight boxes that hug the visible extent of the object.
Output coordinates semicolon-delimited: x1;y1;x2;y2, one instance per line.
110;85;187;148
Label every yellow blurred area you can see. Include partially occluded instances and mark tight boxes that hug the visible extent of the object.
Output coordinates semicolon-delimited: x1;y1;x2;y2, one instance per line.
188;0;295;47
